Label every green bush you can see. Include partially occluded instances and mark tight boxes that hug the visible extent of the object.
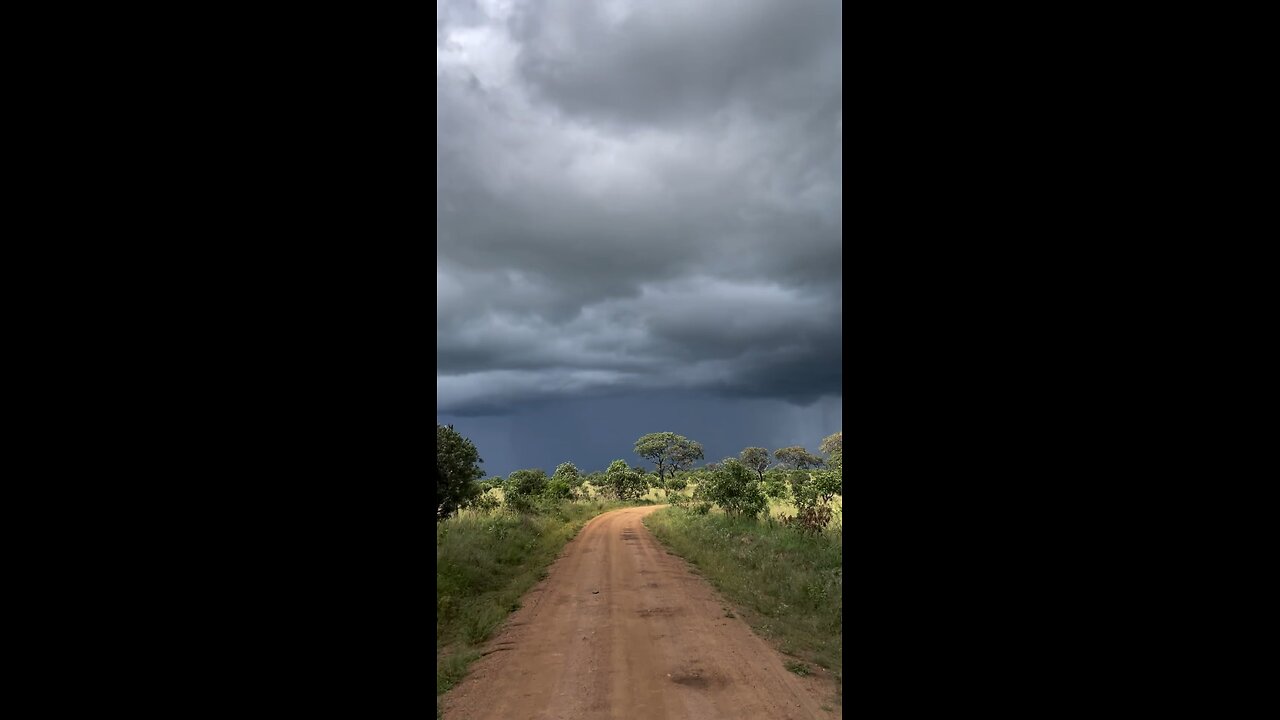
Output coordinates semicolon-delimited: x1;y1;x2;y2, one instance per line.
597;459;647;500
543;476;572;501
696;458;767;518
504;469;549;512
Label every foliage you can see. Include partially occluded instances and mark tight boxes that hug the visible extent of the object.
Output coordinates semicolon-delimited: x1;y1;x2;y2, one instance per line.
554;462;584;487
596;459;647;500
695;458;767;518
761;473;790;501
634;432;705;495
503;468;549;512
543;476;573;501
774;445;825;471
740;447;772;481
469;492;500;513
437;424;485;521
783;469;842;534
785;661;811;676
819;431;842;472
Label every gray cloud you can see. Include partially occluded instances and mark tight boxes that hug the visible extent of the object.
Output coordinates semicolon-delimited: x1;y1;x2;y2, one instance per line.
437;0;841;450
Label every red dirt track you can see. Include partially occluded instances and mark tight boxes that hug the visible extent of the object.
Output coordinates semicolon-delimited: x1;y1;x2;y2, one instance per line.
441;505;839;719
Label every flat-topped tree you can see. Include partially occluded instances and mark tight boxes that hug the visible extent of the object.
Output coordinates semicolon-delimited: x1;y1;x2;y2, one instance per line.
634;431;704;499
820;432;842;472
740;447;772;482
773;445;825;471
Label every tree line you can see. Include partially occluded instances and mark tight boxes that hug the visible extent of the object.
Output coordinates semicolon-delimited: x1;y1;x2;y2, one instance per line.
437;426;843;532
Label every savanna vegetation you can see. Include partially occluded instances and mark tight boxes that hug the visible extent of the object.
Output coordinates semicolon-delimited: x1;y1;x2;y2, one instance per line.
436;423;843;708
645;431;844;693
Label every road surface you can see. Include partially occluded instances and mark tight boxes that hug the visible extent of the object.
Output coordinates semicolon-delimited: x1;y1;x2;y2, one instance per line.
441;505;838;719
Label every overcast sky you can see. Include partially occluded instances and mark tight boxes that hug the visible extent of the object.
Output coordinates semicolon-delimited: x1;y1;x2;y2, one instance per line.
437;0;841;478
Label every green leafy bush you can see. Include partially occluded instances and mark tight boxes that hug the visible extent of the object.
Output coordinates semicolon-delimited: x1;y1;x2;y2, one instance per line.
695;458;767;518
596;459;647;500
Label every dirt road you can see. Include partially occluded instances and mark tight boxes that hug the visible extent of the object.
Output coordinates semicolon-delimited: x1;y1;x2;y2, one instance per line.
441;505;838;719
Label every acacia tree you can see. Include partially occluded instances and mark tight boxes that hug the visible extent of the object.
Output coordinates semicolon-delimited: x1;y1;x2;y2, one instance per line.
634;432;704;498
740;447;772;482
773;446;825;471
820;432;842;472
437;424;485;521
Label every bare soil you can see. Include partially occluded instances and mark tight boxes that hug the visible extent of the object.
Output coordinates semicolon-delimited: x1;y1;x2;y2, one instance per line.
441;505;840;719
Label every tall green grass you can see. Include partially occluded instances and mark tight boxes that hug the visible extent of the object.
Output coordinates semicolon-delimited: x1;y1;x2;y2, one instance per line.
436;499;646;696
642;505;843;681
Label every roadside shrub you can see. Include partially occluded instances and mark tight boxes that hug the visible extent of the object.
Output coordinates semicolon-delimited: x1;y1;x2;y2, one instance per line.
597;459;648;500
761;475;790;501
543;476;573;501
784;469;841;534
696;458;767;518
467;493;501;514
553;462;585;496
779;505;833;535
504;469;549;513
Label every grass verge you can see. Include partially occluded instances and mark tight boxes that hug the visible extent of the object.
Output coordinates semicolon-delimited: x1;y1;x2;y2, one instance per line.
643;505;842;682
436;499;646;696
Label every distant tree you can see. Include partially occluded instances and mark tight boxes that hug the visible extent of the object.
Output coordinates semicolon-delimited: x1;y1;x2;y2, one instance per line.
695;458;766;518
774;446;825;471
820;432;842;472
634;432;704;499
740;447;772;482
437;424;485;521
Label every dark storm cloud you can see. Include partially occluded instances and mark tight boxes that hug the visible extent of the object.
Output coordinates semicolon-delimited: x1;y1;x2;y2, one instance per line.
510;0;841;128
437;0;841;419
440;392;843;478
